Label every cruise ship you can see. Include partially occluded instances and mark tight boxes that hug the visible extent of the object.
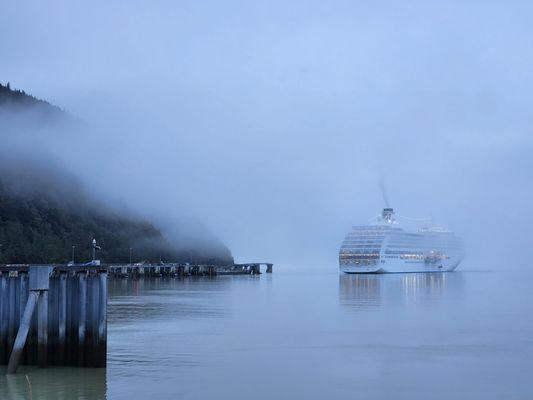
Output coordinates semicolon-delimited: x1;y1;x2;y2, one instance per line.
339;208;465;274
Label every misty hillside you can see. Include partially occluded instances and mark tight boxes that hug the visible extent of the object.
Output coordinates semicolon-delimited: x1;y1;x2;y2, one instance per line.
0;83;233;265
0;82;64;118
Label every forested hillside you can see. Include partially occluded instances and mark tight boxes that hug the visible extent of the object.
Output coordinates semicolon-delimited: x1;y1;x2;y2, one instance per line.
0;83;233;265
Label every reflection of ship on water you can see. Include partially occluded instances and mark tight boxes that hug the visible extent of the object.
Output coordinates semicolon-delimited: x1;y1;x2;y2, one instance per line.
400;272;449;301
340;272;463;311
339;274;383;310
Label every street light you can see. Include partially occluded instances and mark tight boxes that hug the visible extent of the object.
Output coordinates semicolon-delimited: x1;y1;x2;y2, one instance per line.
129;247;133;265
71;245;76;264
92;239;101;262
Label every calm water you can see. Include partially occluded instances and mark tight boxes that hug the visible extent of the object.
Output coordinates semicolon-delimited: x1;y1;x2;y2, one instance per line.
1;268;533;399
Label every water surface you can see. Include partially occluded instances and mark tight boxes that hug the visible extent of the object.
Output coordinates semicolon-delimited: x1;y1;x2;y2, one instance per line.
1;268;532;399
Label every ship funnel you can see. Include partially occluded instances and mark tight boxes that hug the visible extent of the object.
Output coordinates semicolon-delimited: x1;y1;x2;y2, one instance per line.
381;207;395;222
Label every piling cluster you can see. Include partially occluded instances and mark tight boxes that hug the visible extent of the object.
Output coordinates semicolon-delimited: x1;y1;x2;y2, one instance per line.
0;266;107;371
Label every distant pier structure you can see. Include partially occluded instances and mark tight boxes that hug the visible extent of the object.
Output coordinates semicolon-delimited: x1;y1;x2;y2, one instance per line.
107;262;273;277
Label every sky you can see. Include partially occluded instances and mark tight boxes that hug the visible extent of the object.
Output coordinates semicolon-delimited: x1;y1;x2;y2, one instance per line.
1;0;533;268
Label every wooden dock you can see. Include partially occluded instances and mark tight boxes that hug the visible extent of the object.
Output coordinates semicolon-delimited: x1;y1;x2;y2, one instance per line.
0;265;107;371
0;261;272;372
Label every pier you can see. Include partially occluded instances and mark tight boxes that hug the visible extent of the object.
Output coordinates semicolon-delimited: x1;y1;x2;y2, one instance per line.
0;265;107;372
0;261;272;372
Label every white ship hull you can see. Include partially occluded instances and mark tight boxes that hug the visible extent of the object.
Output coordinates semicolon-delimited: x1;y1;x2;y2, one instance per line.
340;257;463;274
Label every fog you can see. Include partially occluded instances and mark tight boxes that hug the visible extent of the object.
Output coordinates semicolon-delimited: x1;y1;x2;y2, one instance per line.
2;1;532;268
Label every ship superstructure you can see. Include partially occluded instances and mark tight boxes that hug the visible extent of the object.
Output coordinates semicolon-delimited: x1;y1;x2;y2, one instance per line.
339;208;465;274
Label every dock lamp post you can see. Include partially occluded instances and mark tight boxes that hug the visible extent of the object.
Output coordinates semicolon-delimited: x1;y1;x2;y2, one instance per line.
129;247;133;265
92;239;101;262
71;245;76;264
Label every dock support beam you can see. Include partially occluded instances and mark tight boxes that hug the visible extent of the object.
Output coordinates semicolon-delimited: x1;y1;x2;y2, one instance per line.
6;291;39;374
7;266;53;374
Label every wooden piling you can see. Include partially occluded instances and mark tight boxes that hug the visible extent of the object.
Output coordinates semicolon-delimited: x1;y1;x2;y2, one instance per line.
8;277;16;352
57;273;67;365
37;290;48;367
0;274;7;364
98;272;107;367
77;273;87;367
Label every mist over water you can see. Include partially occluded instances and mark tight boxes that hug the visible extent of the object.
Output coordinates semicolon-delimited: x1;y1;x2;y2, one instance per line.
2;1;533;266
